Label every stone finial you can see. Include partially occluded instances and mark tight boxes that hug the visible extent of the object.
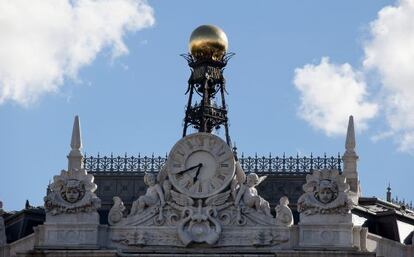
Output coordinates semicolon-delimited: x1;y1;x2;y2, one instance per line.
68;115;83;171
342;115;360;196
345;115;355;153
71;115;82;150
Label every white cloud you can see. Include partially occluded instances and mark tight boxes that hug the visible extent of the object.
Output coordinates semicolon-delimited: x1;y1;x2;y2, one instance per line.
0;0;154;105
371;130;394;143
293;0;414;153
363;0;414;153
293;57;378;136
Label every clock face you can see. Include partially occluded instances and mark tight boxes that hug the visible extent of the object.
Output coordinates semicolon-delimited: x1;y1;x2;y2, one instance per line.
167;133;235;198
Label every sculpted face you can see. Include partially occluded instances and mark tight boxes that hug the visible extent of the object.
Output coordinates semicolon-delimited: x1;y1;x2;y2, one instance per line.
317;180;336;204
318;188;334;204
65;187;81;203
246;174;258;187
146;174;156;186
280;196;289;206
62;179;83;203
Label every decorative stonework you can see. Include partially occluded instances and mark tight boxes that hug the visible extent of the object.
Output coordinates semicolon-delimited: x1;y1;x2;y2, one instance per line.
275;196;293;226
44;168;101;215
44;116;101;216
130;173;165;216
108;143;291;248
297;169;353;216
108;196;126;225
297;168;357;249
35;116;102;248
234;173;271;217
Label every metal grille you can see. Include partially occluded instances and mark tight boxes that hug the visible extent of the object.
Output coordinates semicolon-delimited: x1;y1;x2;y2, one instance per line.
84;153;342;174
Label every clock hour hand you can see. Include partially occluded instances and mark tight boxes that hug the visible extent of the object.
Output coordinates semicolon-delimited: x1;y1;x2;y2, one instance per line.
176;163;202;175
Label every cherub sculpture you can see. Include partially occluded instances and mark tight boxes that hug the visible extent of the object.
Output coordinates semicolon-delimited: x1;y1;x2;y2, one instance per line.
130;173;165;216
61;179;84;203
44;169;100;215
297;169;353;215
275;196;293;226
234;173;272;217
316;179;337;204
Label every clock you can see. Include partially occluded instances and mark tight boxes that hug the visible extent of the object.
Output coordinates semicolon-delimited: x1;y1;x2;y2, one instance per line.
167;133;235;198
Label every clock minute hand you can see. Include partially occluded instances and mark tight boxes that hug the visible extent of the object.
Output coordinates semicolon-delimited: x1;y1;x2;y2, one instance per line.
176;163;202;175
194;163;203;180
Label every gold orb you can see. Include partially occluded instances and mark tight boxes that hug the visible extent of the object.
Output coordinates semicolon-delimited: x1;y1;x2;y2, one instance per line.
189;25;228;60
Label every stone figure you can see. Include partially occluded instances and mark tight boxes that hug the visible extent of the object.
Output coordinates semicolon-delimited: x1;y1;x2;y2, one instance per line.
234;173;272;217
44;168;101;215
297;169;353;215
108;196;126;225
130;173;165;216
275;196;293;226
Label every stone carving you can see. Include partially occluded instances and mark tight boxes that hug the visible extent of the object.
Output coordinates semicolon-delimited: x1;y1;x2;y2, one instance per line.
130;173;165;216
44;168;101;215
109;162;291;248
113;230;148;246
230;161;247;200
234;173;272;217
172;190;230;246
275;196;293;226
108;196;125;225
297;169;353;215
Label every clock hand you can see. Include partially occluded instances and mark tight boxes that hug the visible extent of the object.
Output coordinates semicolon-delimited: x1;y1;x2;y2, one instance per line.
176;163;202;175
194;164;203;181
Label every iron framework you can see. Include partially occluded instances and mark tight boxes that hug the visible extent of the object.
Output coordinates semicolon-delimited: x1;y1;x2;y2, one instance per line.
181;53;235;146
84;153;342;174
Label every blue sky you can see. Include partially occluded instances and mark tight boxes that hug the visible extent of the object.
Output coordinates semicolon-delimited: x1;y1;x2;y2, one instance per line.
1;0;413;211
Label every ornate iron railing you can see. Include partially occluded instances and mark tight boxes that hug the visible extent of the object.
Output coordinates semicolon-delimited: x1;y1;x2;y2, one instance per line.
391;197;414;212
84;153;342;174
239;153;341;174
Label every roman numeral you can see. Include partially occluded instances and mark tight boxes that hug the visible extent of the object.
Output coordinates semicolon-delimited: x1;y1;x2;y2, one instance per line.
220;163;229;168
217;174;226;181
185;140;194;150
196;136;205;147
211;177;222;189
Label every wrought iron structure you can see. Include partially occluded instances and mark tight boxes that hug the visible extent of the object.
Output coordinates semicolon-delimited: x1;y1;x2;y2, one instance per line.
181;53;235;146
84;153;342;174
391;197;414;212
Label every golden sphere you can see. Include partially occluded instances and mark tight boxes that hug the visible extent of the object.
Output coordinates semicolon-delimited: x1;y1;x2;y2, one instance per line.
189;25;228;60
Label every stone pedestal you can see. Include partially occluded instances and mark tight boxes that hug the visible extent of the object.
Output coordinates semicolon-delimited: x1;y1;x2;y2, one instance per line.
298;214;367;250
35;210;101;248
45;212;99;225
35;222;102;249
299;223;354;248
